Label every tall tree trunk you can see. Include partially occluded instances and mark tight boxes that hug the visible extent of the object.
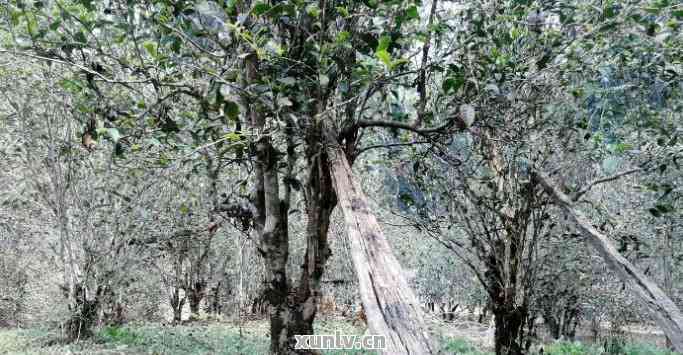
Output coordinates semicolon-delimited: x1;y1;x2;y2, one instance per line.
326;136;436;355
533;170;683;352
258;136;290;354
662;221;675;350
170;287;185;324
209;283;222;315
492;307;525;355
289;148;337;339
64;283;100;341
486;241;526;355
187;282;205;319
243;52;295;354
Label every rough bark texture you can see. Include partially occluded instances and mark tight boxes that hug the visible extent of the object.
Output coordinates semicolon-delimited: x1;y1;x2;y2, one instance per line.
534;170;683;352
479;130;532;355
486;241;526;355
187;282;205;318
64;283;100;341
169;286;185;324
243;52;303;355
253;97;291;355
326;137;435;355
289;147;337;340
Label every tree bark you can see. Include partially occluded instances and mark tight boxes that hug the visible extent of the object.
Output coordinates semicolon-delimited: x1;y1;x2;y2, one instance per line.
243;52;296;354
486;240;526;355
533;170;683;352
492;307;524;355
170;286;185;324
187;282;205;319
326;137;436;355
64;283;100;341
289;148;337;339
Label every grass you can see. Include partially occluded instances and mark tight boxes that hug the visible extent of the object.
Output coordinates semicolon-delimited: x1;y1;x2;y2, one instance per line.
440;337;494;355
1;322;676;355
0;321;373;355
543;340;677;355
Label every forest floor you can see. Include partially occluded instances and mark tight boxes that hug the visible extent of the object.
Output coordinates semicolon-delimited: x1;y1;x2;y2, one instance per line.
0;318;676;355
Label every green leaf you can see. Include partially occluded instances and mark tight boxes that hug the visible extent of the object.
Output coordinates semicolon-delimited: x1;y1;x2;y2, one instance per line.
336;31;350;44
58;79;83;94
377;35;391;52
74;31;87;45
252;2;271;16
376;49;392;68
406;5;419;20
49;19;61;31
10;11;22;27
224;132;243;142
143;41;158;59
78;0;94;11
656;203;673;213
108;128;121;143
97;127;121;143
26;15;38;36
442;76;464;94
224;101;240;121
306;4;320;17
179;204;190;215
336;6;350;18
363;0;379;9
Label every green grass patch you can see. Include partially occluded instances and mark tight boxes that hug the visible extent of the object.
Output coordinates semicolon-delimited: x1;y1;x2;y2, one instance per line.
544;340;676;355
545;341;600;355
95;323;267;354
97;325;140;345
440;337;493;355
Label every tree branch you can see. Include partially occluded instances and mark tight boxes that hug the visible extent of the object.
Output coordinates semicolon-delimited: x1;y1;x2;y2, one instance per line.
572;168;642;202
356;140;431;155
357;119;454;136
414;0;439;128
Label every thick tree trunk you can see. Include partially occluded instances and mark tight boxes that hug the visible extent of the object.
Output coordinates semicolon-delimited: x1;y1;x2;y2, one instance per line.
326;138;435;355
486;242;526;355
65;283;100;341
289;151;337;340
170;287;185;324
242;52;296;354
259;150;290;354
187;281;206;319
534;170;683;352
209;283;222;315
492;306;525;355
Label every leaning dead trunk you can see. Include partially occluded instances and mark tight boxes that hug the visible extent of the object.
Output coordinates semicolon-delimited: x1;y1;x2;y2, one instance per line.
533;170;683;352
326;138;435;355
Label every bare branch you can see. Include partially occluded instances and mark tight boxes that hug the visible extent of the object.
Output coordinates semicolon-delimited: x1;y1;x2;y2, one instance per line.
414;0;439;128
357;119;455;136
356;140;431;155
572;168;642;201
0;49;150;85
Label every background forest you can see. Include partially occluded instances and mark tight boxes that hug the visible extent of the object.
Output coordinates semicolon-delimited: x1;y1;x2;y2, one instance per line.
0;0;682;354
